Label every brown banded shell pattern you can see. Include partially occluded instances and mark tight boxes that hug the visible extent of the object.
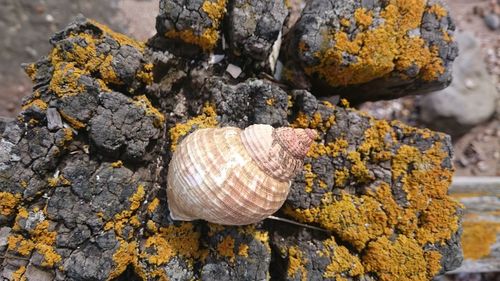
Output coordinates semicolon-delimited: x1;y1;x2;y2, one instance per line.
166;124;316;225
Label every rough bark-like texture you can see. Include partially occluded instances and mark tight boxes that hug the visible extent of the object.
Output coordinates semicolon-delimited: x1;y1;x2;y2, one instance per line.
153;0;458;103
283;0;459;103
0;2;462;280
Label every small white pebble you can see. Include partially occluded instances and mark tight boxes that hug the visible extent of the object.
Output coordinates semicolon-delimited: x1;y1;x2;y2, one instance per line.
226;63;242;79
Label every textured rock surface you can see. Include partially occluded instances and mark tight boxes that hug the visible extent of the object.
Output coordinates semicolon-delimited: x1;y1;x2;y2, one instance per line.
418;32;499;137
283;0;458;103
0;2;463;281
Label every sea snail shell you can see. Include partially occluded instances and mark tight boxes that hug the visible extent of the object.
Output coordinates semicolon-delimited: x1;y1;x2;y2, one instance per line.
166;124;317;225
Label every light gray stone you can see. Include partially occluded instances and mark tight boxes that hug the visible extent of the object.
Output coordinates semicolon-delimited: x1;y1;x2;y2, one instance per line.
418;32;499;137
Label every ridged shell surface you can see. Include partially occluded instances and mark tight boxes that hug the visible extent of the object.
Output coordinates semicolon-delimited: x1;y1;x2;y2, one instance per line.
167;124;315;225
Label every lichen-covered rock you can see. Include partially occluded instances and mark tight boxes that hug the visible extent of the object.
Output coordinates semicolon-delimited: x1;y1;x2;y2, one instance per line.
283;0;459;102
227;0;288;62
156;0;228;51
1;10;462;281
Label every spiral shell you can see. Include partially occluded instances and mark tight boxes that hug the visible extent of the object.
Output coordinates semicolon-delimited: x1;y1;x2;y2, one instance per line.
166;124;317;225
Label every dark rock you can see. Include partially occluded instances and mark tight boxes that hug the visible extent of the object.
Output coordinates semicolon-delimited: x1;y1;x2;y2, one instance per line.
283;0;458;103
227;0;288;62
0;9;462;281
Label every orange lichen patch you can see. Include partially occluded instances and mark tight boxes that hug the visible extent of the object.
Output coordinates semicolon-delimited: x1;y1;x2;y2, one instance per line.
217;235;236;261
340;18;351;27
321;237;364;279
136;63;154;85
146;220;158;232
25;63;37;81
354;8;373;28
54;127;74;147
166;0;227;51
305;138;348;159
334;167;349;187
319;192;392;251
133;95;165;128
47;175;71;187
420;46;445;81
49;20;148;92
90;20;145;51
266;98;275;106
7;234;35;256
104;184;145;237
8;219;61;267
363;236;436;281
109;239;141;280
428;4;447;19
0;192;21;216
147;198;160;214
442;29;453;43
111;160;123;168
425;251;443;277
283;204;321;224
287;246;308;281
291;111;336;133
303;163;316;193
58;110;86;130
359;119;395;161
415;197;461;245
303;0;447;86
21;99;48;111
169;103;218;151
49;62;87;98
461;221;500;260
347;151;373;183
11;265;26;281
238;243;249;257
141;222;202;266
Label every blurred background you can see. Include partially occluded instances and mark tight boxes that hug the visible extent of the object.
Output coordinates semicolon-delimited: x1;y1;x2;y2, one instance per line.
0;0;498;280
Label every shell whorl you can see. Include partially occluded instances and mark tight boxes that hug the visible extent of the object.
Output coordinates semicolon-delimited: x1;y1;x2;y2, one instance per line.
166;124;316;225
240;125;317;181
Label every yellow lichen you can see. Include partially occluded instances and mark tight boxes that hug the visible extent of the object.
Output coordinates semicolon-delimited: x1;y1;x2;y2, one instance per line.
147;198;160;214
104;184;145;237
47;175;71;187
169;103;218;151
0;192;21;216
141;222;202;266
166;0;227;51
428;4;447;19
461;221;500;260
133;95;165;128
322;237;364;279
109;239;140;280
266;98;275;106
11;266;26;281
347;151;373;183
137;63;154;85
318;192;392;251
303;163;316;193
111;160;123;168
287;246;308;281
22;99;48;111
217;235;236;261
8;219;61;268
58;110;86;130
49;62;87;98
238;244;249;257
354;8;373;28
303;0;448;86
363;236;437;281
